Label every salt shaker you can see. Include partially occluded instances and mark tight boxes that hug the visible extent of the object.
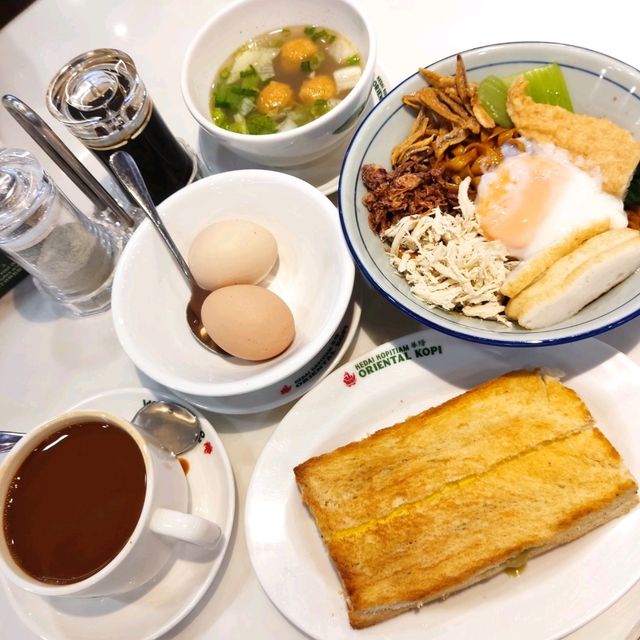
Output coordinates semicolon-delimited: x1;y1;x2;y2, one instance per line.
0;148;121;316
46;48;200;205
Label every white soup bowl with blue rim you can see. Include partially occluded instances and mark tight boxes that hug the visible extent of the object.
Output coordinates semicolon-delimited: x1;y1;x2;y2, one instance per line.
339;42;640;347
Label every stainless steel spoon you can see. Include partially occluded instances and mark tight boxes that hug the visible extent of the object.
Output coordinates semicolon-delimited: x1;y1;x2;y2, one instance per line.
0;432;23;454
0;400;202;456
2;94;136;230
131;400;201;456
108;150;225;356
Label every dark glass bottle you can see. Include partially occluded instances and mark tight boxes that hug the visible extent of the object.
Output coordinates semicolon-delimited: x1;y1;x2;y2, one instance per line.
47;48;198;204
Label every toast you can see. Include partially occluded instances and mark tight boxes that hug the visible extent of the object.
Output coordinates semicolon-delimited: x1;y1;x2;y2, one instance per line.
294;370;638;629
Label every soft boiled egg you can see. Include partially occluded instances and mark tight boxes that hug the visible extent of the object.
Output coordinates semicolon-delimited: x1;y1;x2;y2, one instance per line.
475;143;627;260
188;220;278;291
201;284;295;361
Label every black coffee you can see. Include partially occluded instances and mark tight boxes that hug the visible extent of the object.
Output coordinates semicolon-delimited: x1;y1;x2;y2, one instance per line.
3;421;146;585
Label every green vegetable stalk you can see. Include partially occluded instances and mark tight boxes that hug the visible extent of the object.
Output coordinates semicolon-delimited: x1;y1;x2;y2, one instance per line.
478;63;574;128
625;165;640;206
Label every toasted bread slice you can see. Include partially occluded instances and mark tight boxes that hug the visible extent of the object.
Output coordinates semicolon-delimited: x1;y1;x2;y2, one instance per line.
506;228;640;328
294;371;639;629
334;428;637;628
295;370;593;540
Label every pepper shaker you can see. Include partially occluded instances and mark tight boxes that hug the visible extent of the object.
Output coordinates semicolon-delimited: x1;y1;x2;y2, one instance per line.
46;48;200;205
0;148;121;316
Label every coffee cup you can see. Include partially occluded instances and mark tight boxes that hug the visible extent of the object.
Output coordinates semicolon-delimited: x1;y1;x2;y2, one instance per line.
0;410;220;598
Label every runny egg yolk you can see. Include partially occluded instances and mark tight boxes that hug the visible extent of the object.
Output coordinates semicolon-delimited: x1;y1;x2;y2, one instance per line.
476;154;572;250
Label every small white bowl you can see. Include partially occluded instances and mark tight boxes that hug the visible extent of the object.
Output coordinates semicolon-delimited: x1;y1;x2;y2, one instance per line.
111;170;354;397
181;0;377;167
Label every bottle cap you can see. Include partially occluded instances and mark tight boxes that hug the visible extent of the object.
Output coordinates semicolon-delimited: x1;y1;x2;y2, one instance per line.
0;148;53;246
46;49;150;150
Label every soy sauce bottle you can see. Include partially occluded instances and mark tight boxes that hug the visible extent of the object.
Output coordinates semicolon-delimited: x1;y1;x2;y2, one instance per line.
46;49;199;205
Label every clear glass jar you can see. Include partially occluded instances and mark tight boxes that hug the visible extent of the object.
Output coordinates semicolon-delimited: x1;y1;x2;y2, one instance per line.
0;148;121;316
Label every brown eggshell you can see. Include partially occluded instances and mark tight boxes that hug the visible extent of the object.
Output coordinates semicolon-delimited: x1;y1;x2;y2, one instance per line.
188;220;278;291
201;285;295;361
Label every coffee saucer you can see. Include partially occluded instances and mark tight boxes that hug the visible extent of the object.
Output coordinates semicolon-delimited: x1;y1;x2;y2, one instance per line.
198;69;389;196
2;388;235;640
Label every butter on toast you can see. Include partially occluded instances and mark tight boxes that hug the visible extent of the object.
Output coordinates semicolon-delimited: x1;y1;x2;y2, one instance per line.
294;370;638;629
295;370;593;540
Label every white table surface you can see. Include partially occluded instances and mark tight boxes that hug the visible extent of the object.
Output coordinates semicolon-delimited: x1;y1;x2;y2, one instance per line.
1;1;640;638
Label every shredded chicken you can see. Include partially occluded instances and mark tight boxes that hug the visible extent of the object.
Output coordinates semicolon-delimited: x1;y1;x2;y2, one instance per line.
381;179;514;325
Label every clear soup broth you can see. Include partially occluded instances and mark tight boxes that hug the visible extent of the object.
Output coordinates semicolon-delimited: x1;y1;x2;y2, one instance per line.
210;25;363;134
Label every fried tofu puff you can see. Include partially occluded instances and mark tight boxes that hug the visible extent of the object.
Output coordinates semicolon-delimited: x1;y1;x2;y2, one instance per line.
256;80;294;116
279;37;319;74
299;75;337;106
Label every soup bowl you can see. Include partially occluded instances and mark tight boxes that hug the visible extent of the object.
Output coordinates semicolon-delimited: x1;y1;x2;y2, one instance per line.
181;0;377;167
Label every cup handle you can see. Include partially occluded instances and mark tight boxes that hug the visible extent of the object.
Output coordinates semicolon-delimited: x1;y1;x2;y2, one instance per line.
150;508;221;549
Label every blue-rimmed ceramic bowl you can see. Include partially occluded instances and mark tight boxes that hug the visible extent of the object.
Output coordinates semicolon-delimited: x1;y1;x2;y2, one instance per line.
339;42;640;346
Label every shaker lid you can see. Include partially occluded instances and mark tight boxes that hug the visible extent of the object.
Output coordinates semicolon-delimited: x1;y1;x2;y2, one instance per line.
0;148;51;237
0;170;18;207
46;49;150;149
66;68;122;112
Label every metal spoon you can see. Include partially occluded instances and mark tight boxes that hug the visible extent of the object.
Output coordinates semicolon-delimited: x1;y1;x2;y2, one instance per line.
108;150;225;356
0;432;23;454
2;94;136;230
0;400;201;456
131;400;201;456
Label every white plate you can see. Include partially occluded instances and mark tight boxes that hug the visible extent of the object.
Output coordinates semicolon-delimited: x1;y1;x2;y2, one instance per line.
198;71;389;195
245;330;640;640
3;388;235;640
173;286;361;414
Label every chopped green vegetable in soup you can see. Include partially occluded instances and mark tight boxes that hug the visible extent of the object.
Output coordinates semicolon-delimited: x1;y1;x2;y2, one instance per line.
209;25;363;134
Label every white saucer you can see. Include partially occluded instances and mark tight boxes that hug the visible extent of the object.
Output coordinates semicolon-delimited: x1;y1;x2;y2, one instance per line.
173;287;362;414
198;70;389;196
2;388;235;640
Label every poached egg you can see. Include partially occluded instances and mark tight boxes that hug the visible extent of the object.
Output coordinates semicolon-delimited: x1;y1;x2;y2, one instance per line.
475;143;627;260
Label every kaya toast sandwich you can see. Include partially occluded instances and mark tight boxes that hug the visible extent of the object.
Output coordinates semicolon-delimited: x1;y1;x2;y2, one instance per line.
294;370;639;628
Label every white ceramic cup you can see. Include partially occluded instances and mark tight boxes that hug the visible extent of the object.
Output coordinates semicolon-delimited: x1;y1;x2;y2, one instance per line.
0;410;221;598
181;0;377;167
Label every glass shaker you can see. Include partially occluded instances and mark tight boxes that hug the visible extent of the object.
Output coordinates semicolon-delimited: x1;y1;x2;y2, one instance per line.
46;48;199;205
0;148;121;316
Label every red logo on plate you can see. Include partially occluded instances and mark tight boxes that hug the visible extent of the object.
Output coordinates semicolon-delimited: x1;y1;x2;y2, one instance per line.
343;371;357;387
280;384;292;395
203;441;213;455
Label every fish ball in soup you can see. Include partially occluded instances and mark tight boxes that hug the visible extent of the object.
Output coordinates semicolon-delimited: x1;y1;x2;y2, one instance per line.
280;37;320;74
210;25;363;134
299;75;337;106
257;81;294;116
